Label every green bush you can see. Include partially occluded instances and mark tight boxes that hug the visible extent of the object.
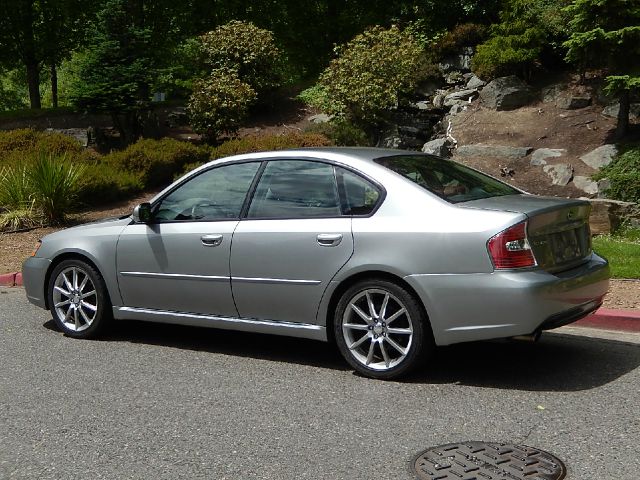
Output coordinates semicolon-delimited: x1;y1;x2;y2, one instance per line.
187;69;257;142
79;161;144;205
0;129;89;169
305;119;370;146
318;26;432;129
593;148;640;203
198;20;283;94
179;132;333;175
105;137;210;189
297;85;343;113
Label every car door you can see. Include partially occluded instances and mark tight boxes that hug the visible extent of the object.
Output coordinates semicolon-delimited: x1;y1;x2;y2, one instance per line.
230;159;353;325
116;161;261;316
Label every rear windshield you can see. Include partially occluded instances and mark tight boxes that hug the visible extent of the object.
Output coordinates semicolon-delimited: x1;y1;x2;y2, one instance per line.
374;155;520;203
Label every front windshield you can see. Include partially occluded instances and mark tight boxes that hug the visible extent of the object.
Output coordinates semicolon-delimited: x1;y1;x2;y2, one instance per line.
375;155;520;203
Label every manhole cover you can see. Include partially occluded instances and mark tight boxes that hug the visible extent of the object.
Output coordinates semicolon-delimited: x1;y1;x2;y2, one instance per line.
412;441;566;480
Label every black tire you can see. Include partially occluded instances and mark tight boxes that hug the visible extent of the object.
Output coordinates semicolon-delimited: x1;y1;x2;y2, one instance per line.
47;259;112;339
334;279;431;380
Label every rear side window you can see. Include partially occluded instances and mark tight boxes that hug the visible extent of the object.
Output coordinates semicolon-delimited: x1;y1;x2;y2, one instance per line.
336;167;380;216
375;155;519;203
247;160;341;218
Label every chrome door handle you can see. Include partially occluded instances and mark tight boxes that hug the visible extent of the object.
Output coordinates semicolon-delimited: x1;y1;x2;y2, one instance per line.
317;233;343;247
201;234;223;247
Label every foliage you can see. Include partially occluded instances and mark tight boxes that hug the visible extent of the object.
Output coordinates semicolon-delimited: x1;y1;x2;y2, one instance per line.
297;85;343;113
198;21;283;94
104;137;209;189
593;148;640;203
432;23;488;59
472;0;570;80
563;0;640;137
593;228;640;279
305;119;370;146
187;69;257;142
318;26;431;129
179;132;332;175
79;161;143;205
0;129;87;169
0;164;38;230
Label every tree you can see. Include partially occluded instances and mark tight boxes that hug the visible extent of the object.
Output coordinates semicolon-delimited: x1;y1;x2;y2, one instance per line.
69;0;182;144
564;0;640;138
0;0;88;109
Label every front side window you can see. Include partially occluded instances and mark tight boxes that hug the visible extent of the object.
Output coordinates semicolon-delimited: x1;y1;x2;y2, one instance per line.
154;162;260;221
247;160;341;218
375;155;520;203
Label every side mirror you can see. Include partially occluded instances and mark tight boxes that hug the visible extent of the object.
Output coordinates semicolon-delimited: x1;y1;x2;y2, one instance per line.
132;202;152;223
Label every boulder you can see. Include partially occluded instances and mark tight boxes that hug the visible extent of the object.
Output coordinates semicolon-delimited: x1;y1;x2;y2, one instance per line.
413;101;431;110
449;104;465;115
572;175;598;195
480;76;534;111
530;148;566;166
556;95;592;110
422;138;453;157
466;75;486;90
602;102;640;120
597;178;611;198
542;84;565;103
589;199;640;234
543;164;573;186
444;89;478;106
580;144;618;169
456;144;533;160
308;113;332;124
432;94;445;108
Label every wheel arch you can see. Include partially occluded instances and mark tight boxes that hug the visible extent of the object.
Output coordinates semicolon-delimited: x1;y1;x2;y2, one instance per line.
44;252;111;309
323;270;433;345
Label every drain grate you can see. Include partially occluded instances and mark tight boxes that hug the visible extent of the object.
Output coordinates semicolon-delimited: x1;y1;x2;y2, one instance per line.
412;441;566;480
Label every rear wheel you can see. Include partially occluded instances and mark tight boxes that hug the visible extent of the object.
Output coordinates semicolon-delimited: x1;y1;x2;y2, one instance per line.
334;279;430;380
48;259;112;339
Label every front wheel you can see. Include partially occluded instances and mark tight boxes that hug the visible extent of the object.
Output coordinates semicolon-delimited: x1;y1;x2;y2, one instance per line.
334;279;431;380
48;259;112;339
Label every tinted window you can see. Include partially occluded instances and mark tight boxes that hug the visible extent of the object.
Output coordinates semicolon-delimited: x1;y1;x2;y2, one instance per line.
375;155;519;203
336;167;380;215
248;160;340;218
154;162;260;221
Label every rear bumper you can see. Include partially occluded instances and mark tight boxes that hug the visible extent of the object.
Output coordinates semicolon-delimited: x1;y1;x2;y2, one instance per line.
405;253;610;345
22;257;51;309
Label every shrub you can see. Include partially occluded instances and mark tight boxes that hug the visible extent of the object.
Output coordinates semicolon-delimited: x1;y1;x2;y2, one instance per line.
318;26;432;129
28;153;85;225
297;85;343;113
79;161;144;205
305;119;370;146
105;137;210;189
187;69;257;142
179;132;332;175
432;23;488;59
0;129;89;169
594;148;640;203
198;20;283;94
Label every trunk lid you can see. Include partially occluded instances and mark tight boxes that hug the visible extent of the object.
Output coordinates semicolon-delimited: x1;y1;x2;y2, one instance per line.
461;194;592;272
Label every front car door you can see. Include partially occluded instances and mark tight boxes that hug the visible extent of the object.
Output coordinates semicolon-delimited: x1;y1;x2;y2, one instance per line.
116;161;260;317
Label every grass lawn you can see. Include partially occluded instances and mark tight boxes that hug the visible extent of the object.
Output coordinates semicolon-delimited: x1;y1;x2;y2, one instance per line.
593;230;640;279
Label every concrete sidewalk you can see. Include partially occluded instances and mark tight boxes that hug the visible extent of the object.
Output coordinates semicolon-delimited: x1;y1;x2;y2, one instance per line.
2;270;638;332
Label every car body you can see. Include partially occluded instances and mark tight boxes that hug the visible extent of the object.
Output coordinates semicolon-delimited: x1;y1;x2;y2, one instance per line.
23;147;610;379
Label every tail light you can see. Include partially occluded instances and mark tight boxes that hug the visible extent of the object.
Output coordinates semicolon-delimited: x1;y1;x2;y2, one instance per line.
487;221;537;269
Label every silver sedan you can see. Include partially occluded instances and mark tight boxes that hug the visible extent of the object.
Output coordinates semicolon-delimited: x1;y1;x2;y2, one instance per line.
22;148;610;379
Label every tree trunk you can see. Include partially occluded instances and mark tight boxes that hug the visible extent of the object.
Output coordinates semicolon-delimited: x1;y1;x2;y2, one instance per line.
615;90;630;140
50;64;58;109
25;60;41;109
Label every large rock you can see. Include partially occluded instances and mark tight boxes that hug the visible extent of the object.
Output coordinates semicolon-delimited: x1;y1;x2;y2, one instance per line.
530;148;566;166
602;102;640;120
480;76;534;111
573;175;599;195
589;199;639;234
444;89;478;106
422;138;453;157
543;164;573;186
456;144;533;160
556;95;592;110
580;144;618;169
466;75;486;90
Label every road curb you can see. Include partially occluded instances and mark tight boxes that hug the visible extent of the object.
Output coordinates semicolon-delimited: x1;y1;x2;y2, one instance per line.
0;272;18;287
575;308;640;333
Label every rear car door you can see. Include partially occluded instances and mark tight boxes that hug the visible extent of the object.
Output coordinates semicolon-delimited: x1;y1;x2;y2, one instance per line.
230;159;353;325
116;161;260;316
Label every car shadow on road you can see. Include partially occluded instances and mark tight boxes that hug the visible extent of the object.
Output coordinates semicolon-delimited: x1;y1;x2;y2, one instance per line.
43;319;640;390
413;332;640;391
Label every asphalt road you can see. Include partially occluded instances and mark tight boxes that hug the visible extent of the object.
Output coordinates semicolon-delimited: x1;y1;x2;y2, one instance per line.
1;287;639;480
